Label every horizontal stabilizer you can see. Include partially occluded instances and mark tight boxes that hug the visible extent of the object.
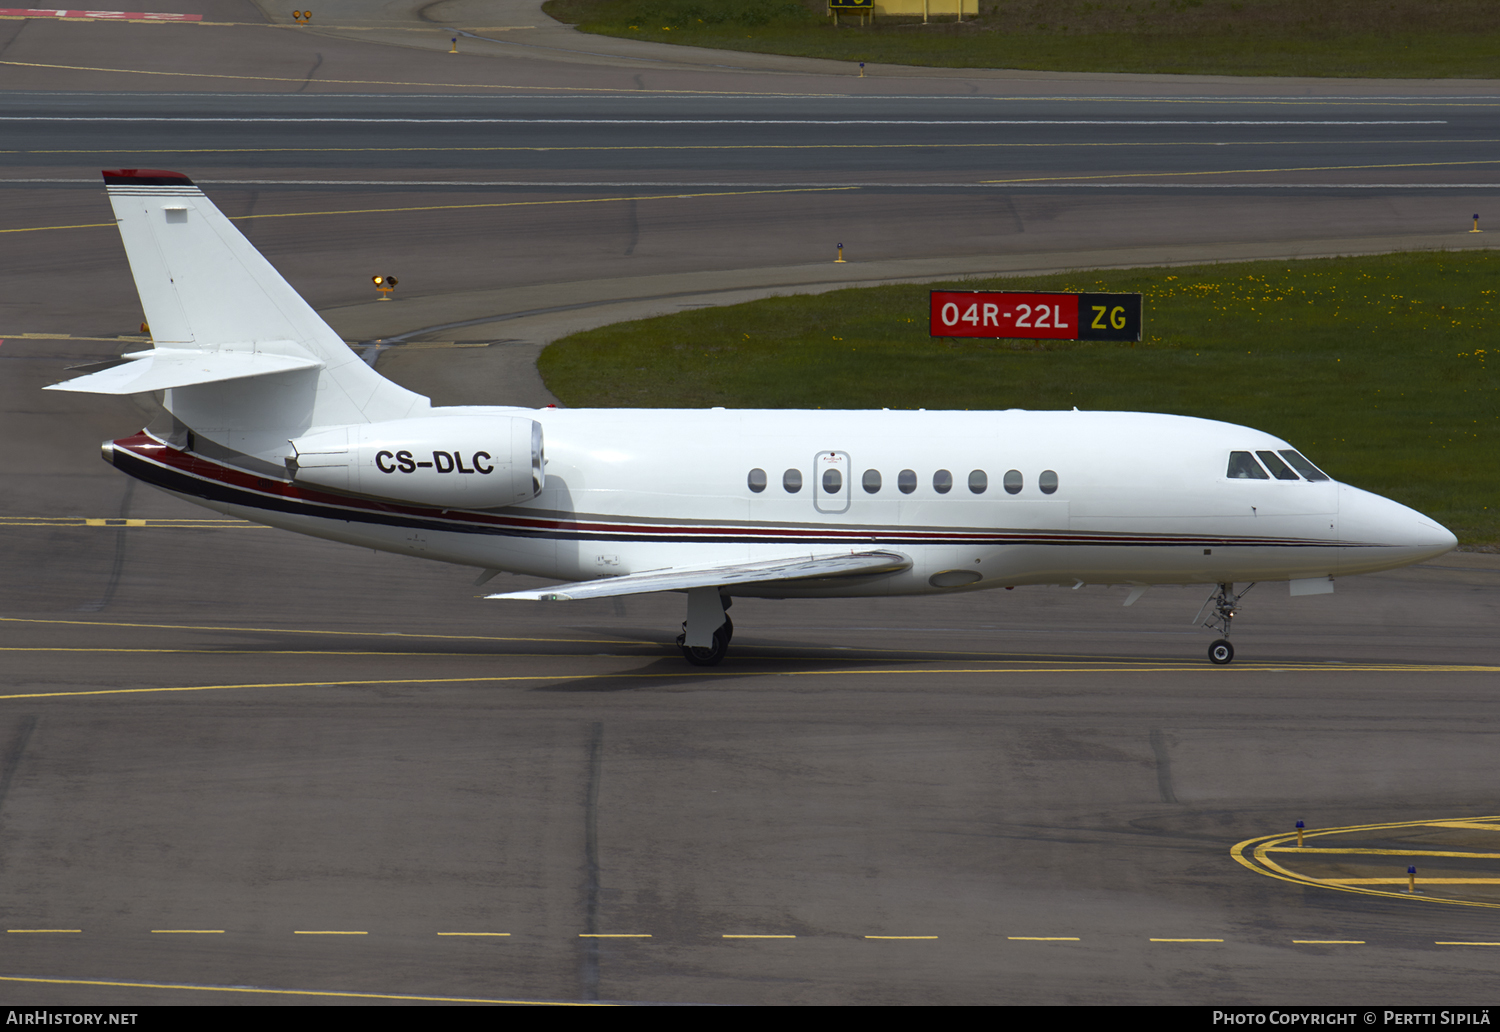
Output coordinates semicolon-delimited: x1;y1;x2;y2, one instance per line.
45;347;322;395
96;168;426;426
489;550;912;601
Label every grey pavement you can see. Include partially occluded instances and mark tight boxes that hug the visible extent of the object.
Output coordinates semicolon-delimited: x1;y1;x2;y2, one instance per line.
0;5;1497;1006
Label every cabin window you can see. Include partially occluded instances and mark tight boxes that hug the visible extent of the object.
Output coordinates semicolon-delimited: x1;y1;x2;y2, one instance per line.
783;468;803;493
1039;470;1059;495
862;469;882;494
1227;451;1269;479
748;468;767;493
933;469;953;494
1279;449;1331;482
1004;470;1023;494
898;469;917;494
968;470;988;494
1256;450;1300;481
823;468;843;494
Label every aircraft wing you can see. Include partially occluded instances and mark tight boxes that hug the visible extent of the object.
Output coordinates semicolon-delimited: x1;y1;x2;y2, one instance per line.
488;550;912;601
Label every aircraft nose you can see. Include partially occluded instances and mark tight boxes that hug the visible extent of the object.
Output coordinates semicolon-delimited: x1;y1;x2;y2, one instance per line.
1338;484;1457;575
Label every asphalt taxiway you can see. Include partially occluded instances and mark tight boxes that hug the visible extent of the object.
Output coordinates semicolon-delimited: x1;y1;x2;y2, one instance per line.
0;1;1498;1006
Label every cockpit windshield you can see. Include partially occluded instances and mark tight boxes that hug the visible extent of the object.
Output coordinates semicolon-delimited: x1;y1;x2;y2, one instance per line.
1257;450;1300;481
1226;451;1269;479
1277;449;1330;481
1227;448;1332;482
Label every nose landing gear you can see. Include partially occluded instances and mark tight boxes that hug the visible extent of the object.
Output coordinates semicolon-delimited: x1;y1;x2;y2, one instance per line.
1196;581;1255;665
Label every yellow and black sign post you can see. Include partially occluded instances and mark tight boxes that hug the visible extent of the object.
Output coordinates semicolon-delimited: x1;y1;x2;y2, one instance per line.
829;0;874;27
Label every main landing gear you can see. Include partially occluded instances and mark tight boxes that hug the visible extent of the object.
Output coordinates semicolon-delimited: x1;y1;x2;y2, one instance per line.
676;586;733;666
1196;581;1255;665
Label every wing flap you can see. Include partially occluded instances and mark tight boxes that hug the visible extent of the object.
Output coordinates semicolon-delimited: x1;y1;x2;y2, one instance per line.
488;550;912;601
45;347;322;395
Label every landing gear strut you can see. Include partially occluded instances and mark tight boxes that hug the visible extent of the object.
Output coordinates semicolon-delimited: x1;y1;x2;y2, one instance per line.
1196;581;1255;665
676;587;732;666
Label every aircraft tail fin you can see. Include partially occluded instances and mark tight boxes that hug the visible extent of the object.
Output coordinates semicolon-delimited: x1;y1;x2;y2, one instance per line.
85;169;428;448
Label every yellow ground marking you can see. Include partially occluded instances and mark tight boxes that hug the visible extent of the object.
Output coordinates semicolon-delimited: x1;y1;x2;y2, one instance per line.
0;648;635;658
0;517;262;528
722;934;795;939
578;933;650;938
1428;822;1500;832
4;60;1500;108
0;220;114;233
0;974;605;1005
866;935;938;939
293;930;367;935
0;333;148;342
983;158;1500;185
1007;937;1080;941
0;16;533;31
221;187;855;221
1322;879;1500;885
437;932;511;936
0;186;857;235
0;58;902;97
0;613;1457;668
0;333;453;347
0;615;654;647
10;138;1491;159
1436;942;1500;946
150;929;224;934
1293;940;1364;944
1267;847;1500;859
1;661;1495;702
1150;938;1224;943
1233;816;1500;910
6;929;80;933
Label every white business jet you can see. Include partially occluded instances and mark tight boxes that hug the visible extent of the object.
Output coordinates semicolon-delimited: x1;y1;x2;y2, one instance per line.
50;170;1457;666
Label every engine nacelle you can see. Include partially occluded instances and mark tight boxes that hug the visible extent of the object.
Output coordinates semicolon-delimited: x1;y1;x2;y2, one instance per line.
287;415;544;509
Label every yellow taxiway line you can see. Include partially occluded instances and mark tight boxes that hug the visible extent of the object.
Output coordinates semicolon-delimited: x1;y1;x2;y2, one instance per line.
0;186;857;235
0;974;603;1005
8;59;1500;107
982;158;1500;185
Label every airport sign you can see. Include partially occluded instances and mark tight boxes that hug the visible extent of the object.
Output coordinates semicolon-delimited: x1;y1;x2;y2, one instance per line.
929;290;1142;341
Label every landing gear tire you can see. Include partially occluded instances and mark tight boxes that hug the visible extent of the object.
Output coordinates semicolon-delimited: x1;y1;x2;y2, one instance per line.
1208;639;1235;665
677;626;730;667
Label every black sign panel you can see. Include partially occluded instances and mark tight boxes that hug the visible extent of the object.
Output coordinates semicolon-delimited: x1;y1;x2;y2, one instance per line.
1077;292;1142;341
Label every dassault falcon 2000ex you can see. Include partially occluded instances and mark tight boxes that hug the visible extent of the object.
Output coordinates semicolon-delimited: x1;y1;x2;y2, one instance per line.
51;169;1458;666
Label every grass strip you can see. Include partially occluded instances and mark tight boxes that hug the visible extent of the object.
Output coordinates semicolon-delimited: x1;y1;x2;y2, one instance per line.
542;0;1500;79
539;251;1499;544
